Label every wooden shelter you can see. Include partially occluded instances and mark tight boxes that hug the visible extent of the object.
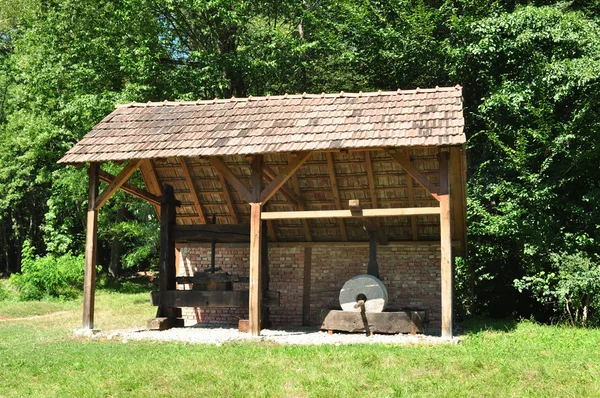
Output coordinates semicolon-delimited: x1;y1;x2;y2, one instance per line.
60;87;467;338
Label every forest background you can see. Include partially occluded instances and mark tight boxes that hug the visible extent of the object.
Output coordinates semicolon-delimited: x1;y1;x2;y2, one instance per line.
1;0;600;325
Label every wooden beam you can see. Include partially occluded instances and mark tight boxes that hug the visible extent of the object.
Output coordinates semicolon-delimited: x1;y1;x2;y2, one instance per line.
157;185;180;320
326;152;348;241
405;150;419;241
439;149;453;339
349;200;388;245
261;220;271;327
262;165;306;207
98;170;160;206
216;170;239;223
139;159;163;217
364;151;379;209
302;247;312;326
260;151;311;203
289;154;312;242
150;290;280;308
178;157;207;224
249;202;263;336
94;160;142;210
449;146;467;257
173;224;250;243
208;157;252;203
261;207;440;220
387;150;440;201
82;163;99;330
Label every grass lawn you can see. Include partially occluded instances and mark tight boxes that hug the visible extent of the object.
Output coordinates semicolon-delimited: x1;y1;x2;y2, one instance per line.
1;284;600;397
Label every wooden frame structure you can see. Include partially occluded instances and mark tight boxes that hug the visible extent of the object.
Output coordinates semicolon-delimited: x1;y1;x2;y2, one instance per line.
61;88;467;339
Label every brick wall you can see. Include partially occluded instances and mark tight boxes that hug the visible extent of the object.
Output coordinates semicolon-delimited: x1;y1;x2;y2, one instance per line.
177;243;441;327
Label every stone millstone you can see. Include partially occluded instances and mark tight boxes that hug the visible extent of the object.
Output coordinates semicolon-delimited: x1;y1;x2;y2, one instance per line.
339;274;388;312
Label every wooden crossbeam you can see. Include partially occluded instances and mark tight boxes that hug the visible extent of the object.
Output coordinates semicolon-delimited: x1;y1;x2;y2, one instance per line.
260;151;311;203
261;207;440;220
94;159;142;210
387;150;440;201
262;165;306;206
326;152;348;241
208;157;252;203
97;170;160;206
138;159;163;217
215;170;239;223
178;157;207;224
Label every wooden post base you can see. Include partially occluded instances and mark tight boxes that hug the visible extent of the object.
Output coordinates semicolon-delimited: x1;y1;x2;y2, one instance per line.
147;317;184;330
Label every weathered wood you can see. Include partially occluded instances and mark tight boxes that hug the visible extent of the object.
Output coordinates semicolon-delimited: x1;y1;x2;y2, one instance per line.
326;152;348;240
208;156;252;203
176;274;250;285
216;170;239;223
147;317;184;330
261;207;441;220
260;151;311;203
179;157;207;224
262;164;306;207
387;150;440;201
261;220;270;327
98;170;160;206
94;159;142;210
302;247;312;326
138;159;163;217
320;310;426;334
82;163;99;330
150;290;280;308
439;149;453;339
249;155;264;336
157;185;180;319
449;146;467;257
173;224;250;243
288;154;312;241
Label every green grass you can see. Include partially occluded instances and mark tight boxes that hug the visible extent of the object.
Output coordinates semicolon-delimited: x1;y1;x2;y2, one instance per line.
1;287;600;397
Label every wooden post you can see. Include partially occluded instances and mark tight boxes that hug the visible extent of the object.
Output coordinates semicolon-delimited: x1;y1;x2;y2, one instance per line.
302;247;312;326
82;163;99;330
367;230;379;278
261;221;270;328
439;149;453;339
249;155;263;336
158;184;179;319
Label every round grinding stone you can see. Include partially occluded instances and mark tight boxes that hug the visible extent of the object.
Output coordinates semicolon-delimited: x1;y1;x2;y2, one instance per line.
339;274;388;312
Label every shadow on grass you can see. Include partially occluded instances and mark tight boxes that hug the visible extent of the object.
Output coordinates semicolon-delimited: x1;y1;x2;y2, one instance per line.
97;276;154;294
459;317;518;335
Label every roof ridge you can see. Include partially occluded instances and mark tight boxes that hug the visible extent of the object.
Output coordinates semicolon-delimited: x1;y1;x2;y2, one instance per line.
115;85;462;109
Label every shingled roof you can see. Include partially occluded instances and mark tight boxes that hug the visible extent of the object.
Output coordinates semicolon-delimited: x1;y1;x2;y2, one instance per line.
59;86;464;164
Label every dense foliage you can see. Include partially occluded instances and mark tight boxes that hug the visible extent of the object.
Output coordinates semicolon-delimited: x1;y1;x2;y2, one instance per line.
0;0;599;322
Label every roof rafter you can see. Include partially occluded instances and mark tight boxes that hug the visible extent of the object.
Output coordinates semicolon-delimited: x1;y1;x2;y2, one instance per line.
179;157;207;224
95;159;142;210
326;152;348;241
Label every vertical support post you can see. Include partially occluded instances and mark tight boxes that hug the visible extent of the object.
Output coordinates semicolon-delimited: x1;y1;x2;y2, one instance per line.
439;149;453;339
158;184;179;319
302;247;312;326
261;220;270;328
367;231;379;278
82;163;99;330
249;155;263;336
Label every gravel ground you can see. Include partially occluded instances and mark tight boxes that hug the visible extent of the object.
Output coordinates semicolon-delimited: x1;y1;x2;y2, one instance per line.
98;325;460;346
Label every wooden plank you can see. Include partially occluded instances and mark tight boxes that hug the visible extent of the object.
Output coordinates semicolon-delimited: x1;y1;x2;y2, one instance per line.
139;159;163;217
82;163;99;330
289;154;312;242
94;159;142;210
261;207;441;220
98;170;160;206
325;152;348;241
405;150;419;241
173;224;250;243
262;164;306;207
216;170;239;223
260;151;311;203
249;202;263;336
208;157;252;203
387;150;440;201
178;157;207;224
439;149;453;339
320;310;426;334
150;290;280;308
302;247;312;326
157;185;179;319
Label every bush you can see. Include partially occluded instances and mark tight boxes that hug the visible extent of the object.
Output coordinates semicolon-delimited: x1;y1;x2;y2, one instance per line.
514;252;600;326
9;242;88;300
0;280;11;301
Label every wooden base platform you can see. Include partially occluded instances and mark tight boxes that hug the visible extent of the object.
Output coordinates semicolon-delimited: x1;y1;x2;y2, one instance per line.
320;310;427;335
